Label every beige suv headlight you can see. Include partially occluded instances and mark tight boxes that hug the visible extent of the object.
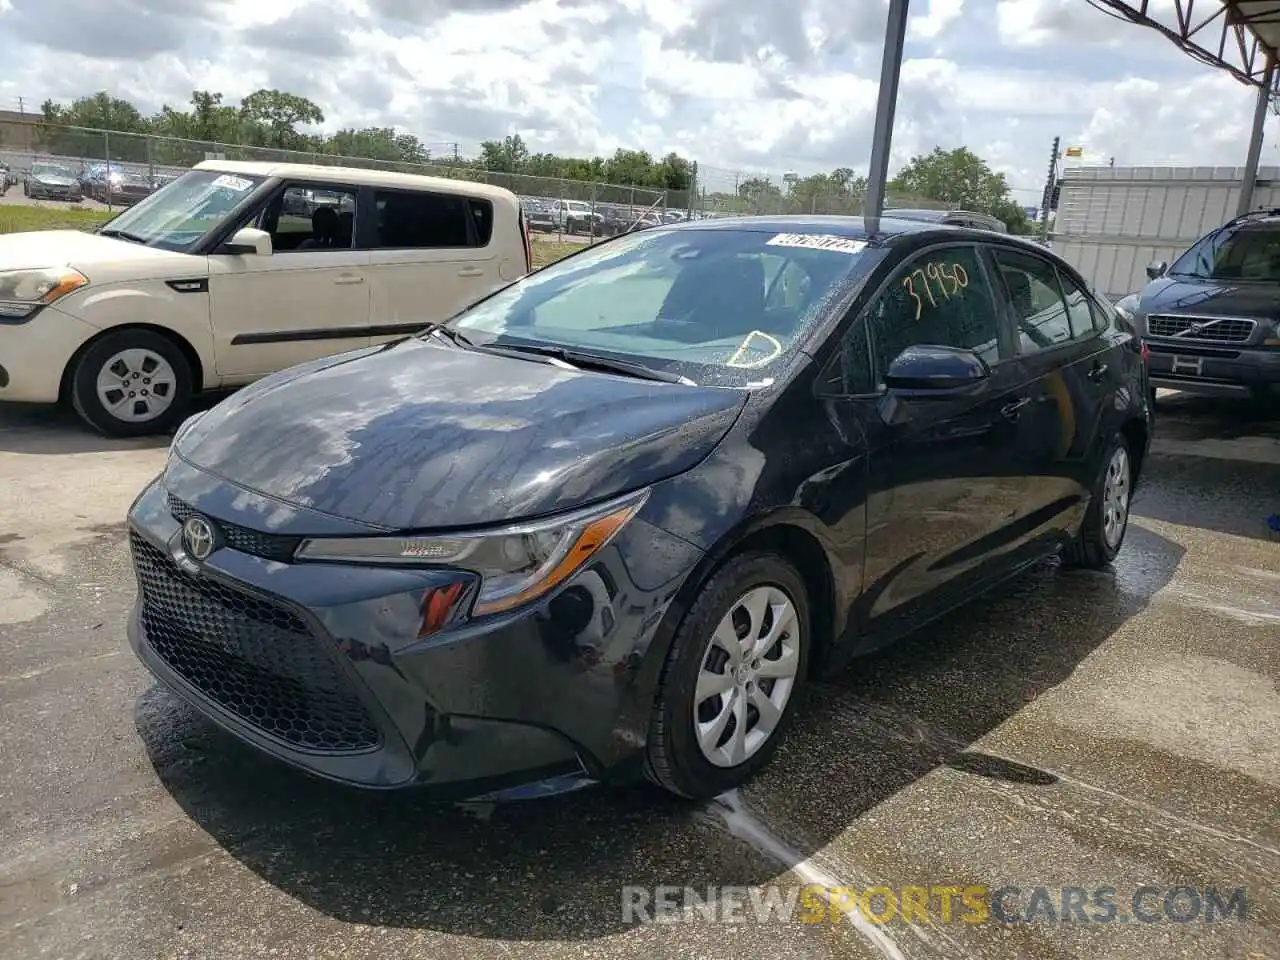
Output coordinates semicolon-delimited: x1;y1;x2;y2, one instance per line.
0;267;88;320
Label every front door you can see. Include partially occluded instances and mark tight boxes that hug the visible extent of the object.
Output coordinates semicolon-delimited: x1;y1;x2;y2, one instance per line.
207;181;371;378
839;243;1030;631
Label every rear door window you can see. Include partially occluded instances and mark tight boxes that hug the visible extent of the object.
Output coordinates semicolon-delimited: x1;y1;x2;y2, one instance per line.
370;189;492;249
990;248;1074;353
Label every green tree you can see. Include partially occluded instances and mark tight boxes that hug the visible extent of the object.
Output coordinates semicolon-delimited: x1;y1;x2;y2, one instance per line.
40;92;151;160
889;146;1030;231
326;127;407;161
239;89;325;149
479;134;530;173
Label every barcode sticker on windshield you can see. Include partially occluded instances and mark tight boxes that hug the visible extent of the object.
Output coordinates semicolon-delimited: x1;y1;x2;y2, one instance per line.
766;233;866;255
212;174;254;192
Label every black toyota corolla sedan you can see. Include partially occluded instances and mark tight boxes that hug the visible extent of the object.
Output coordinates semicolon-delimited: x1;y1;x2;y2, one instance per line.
127;216;1152;801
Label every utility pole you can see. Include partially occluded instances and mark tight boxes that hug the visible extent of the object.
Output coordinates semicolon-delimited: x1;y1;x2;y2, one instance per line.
1039;136;1060;243
863;0;910;220
16;96;25;116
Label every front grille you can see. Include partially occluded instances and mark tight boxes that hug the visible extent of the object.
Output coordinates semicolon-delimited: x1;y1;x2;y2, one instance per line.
130;531;381;753
168;494;301;563
1146;315;1256;343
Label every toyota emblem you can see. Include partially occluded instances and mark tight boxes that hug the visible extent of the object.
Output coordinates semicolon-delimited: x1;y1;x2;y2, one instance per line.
182;515;216;561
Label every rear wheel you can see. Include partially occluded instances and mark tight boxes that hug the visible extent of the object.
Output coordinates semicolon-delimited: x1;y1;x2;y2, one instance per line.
1064;433;1132;569
70;329;193;437
644;551;810;799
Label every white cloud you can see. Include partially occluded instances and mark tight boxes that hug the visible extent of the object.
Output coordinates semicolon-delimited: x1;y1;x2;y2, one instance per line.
0;0;1277;206
909;0;964;40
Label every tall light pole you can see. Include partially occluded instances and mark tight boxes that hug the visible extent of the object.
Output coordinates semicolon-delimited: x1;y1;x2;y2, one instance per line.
863;0;910;220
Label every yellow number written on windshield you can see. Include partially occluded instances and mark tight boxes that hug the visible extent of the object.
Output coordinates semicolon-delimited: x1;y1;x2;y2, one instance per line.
902;261;969;320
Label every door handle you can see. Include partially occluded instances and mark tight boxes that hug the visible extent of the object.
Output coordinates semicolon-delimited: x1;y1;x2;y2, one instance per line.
1000;396;1032;420
457;267;484;277
1087;363;1109;383
333;274;364;285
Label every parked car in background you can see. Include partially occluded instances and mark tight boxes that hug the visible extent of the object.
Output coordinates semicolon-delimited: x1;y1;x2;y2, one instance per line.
1114;208;1280;404
884;208;1009;233
124;214;1150;801
0;160;530;436
520;197;558;233
90;168;153;206
0;161;11;193
553;199;604;236
24;162;83;201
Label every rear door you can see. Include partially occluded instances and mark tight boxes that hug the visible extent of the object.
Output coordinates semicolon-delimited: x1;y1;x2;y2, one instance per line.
985;244;1115;536
362;187;502;343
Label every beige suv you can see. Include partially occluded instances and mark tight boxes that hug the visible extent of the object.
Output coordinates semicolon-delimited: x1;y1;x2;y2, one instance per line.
0;161;532;436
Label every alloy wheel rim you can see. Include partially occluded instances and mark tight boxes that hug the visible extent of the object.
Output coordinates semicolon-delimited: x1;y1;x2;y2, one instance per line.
1102;446;1131;549
693;584;800;768
95;348;177;423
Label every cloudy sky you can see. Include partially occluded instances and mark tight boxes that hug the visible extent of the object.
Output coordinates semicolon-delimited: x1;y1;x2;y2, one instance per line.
1;0;1277;201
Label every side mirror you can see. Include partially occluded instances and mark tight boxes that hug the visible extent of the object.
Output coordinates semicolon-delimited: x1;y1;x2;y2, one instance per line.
883;344;990;392
1145;260;1167;280
220;226;272;257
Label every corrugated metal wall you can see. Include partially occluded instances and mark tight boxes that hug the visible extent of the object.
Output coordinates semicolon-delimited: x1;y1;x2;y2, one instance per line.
1052;165;1280;299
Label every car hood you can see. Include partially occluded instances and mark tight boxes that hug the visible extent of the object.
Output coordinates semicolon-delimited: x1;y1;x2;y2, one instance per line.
31;174;76;186
176;338;747;530
1138;276;1280;324
0;230;196;272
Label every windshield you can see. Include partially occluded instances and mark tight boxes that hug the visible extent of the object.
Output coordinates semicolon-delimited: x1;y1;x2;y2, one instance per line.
98;169;263;251
451;227;877;387
32;164;74;178
1169;221;1280;282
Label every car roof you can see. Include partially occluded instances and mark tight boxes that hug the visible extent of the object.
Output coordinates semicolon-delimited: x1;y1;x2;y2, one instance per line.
192;160;517;202
664;214;972;242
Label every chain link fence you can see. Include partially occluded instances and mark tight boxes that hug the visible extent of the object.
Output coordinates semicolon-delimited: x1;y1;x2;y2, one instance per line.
0;120;675;238
0;118;959;238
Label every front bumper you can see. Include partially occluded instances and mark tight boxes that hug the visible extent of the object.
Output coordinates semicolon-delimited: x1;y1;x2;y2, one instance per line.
0;305;100;404
125;466;703;798
1146;341;1280;398
29;184;81;200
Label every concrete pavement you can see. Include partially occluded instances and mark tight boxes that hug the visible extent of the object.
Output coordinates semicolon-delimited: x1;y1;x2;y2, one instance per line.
0;393;1277;960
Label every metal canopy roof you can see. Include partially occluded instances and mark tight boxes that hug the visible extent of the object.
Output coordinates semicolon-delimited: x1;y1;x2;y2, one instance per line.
1091;1;1280;95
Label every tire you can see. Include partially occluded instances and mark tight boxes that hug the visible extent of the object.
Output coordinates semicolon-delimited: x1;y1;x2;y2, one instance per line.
644;551;811;799
69;328;193;437
1063;433;1132;569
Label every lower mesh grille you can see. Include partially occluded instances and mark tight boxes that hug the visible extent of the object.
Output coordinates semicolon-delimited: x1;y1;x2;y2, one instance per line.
130;531;381;753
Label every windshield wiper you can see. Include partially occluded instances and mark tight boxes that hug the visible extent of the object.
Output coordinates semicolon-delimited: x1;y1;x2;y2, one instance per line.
98;227;149;245
480;342;695;385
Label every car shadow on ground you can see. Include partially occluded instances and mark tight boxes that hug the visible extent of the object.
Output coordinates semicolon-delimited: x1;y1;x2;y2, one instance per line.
0;394;228;454
136;523;1185;942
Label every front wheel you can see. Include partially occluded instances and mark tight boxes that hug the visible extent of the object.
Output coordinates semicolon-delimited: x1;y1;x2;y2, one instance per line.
1064;433;1132;569
70;329;193;437
645;551;810;799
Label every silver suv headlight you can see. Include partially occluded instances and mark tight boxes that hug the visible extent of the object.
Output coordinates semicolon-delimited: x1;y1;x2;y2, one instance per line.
295;488;650;617
0;267;88;320
1113;293;1139;322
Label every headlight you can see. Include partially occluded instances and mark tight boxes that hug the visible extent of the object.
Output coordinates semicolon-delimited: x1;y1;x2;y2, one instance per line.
295;488;649;616
0;267;88;320
1113;293;1139;322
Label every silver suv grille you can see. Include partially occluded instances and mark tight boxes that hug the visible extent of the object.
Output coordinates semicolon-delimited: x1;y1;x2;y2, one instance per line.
1146;315;1256;343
